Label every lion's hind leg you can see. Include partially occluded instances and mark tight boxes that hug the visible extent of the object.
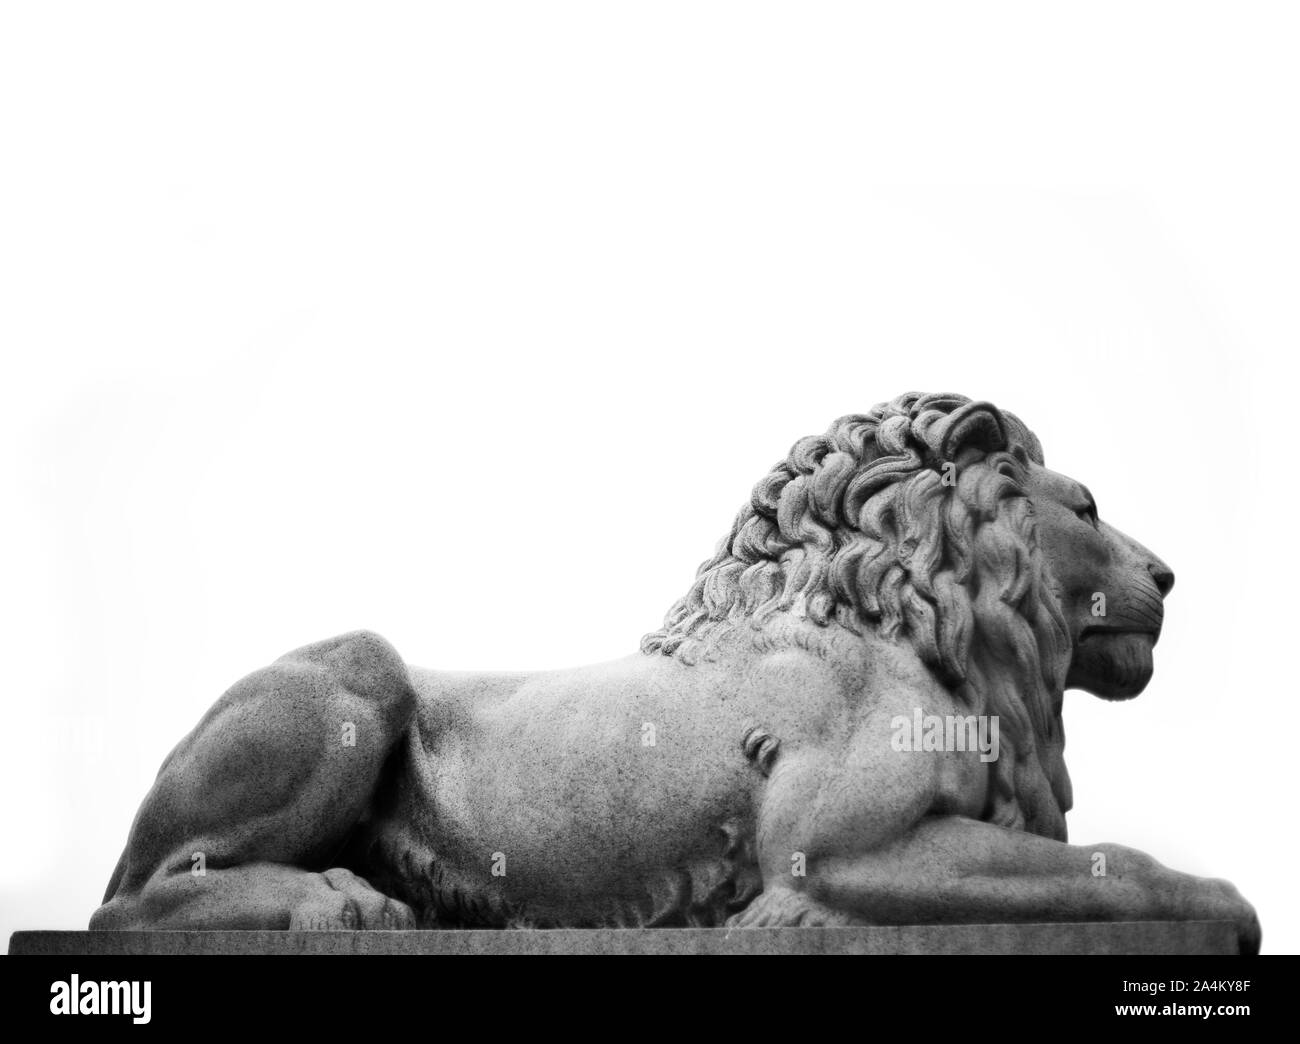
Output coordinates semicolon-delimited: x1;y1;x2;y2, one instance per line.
91;631;419;930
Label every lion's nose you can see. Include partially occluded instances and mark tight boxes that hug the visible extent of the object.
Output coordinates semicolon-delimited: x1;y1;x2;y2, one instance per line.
1149;561;1175;598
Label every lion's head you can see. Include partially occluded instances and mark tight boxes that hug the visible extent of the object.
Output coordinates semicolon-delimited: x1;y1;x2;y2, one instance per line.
641;392;1174;840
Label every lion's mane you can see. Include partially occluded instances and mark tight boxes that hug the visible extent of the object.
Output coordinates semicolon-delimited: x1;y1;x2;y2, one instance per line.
641;392;1074;839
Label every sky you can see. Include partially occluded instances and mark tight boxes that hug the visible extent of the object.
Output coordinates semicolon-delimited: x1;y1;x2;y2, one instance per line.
2;2;1297;952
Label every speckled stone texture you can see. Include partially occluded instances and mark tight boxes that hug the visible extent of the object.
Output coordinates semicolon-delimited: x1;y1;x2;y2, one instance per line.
14;922;1239;956
89;394;1259;954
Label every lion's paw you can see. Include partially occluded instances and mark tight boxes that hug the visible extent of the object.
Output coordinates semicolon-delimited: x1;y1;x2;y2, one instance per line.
727;888;857;928
288;867;417;930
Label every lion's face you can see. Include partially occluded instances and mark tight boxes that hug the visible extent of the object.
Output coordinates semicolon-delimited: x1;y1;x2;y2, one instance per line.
1025;463;1174;700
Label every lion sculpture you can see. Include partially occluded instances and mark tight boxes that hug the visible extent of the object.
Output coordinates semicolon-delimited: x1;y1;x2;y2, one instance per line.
92;392;1260;951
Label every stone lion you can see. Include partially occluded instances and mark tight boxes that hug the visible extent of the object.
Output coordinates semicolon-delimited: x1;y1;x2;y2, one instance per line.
92;392;1260;951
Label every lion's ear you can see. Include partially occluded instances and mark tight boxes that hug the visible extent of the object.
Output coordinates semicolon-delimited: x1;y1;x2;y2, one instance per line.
935;401;1008;460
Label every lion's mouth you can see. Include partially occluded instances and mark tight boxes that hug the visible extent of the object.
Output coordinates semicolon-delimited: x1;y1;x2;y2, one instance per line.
1079;625;1159;641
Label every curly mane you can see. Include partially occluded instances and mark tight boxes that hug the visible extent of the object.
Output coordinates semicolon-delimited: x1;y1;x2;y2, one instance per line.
641;392;1074;839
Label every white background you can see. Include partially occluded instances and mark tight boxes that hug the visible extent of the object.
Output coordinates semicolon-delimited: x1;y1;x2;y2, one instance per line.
2;2;1296;953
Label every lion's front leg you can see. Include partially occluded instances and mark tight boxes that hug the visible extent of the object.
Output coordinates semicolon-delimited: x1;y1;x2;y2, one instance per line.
747;814;1260;953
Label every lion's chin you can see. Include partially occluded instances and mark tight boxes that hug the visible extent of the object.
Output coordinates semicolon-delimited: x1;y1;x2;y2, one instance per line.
1068;631;1156;701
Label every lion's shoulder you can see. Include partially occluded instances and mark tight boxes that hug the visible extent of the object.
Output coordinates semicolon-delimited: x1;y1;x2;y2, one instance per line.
715;623;945;733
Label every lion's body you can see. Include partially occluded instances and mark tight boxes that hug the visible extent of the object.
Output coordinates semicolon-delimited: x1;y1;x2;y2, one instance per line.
365;654;764;927
91;393;1260;950
360;624;987;927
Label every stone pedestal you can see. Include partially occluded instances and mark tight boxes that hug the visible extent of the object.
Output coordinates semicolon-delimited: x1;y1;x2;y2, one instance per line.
8;921;1237;955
